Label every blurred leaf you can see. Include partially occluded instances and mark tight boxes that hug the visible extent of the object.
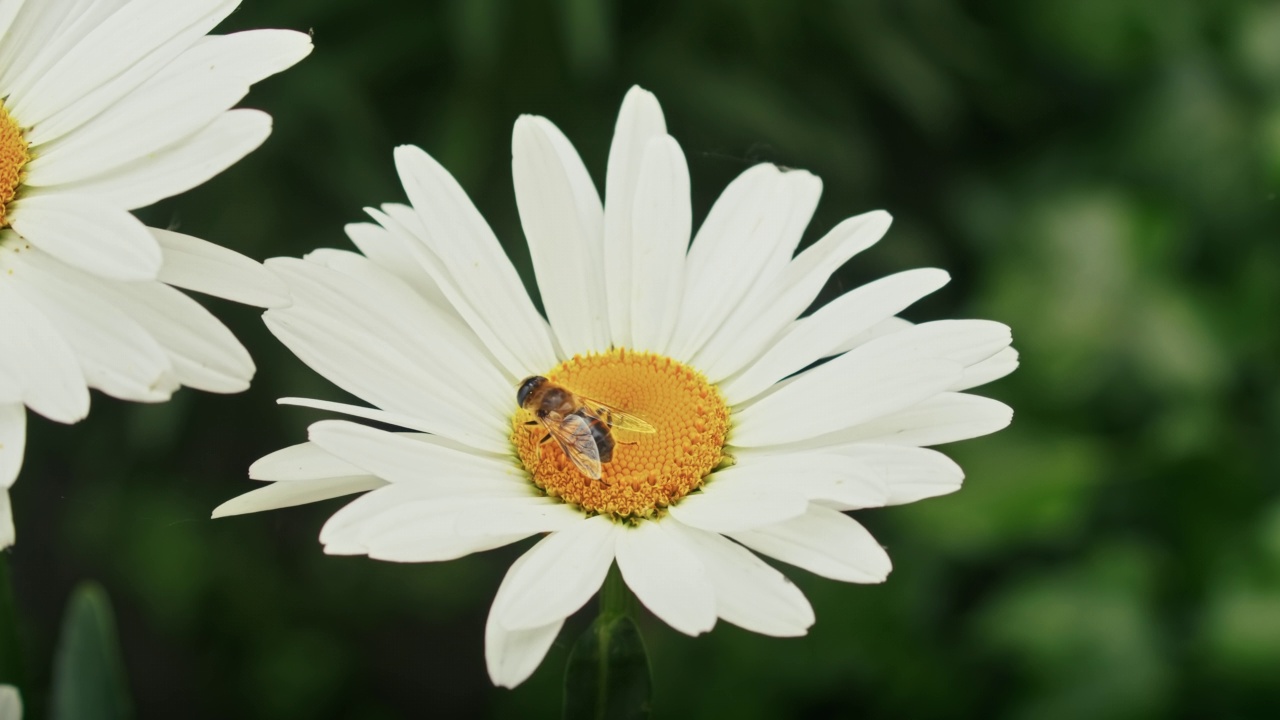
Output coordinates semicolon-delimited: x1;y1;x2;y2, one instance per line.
51;583;133;720
564;615;652;720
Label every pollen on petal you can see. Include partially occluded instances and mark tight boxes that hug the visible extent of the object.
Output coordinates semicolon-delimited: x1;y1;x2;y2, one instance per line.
512;349;730;520
0;106;28;227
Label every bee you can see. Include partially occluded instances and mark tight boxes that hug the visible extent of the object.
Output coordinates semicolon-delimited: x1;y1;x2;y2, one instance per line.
517;375;656;481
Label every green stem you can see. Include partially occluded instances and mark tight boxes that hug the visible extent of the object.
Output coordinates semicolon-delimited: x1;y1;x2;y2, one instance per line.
599;564;631;621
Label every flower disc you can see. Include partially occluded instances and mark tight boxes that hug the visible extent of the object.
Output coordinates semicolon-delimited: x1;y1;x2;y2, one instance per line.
512;349;729;519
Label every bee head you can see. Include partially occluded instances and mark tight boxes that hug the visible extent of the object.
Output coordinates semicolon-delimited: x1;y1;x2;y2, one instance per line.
516;376;546;408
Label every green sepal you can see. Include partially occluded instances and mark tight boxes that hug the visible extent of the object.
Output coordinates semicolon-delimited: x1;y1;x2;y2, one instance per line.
563;613;652;720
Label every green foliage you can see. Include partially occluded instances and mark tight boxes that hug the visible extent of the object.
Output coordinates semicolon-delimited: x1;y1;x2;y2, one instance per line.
6;0;1279;717
51;584;132;720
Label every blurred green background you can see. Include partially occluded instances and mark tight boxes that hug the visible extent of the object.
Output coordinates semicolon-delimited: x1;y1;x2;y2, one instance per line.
7;0;1280;717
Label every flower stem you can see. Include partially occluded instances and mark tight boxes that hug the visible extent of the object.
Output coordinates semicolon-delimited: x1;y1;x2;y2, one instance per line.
599;563;630;621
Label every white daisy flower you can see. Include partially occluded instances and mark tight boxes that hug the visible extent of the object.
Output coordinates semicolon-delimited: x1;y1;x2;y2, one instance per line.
0;0;312;548
215;86;1017;688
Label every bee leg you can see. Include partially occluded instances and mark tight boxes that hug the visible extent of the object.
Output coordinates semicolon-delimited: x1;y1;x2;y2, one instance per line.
524;420;539;426
539;433;553;445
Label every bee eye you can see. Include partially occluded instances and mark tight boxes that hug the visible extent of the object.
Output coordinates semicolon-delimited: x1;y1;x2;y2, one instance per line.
516;376;543;407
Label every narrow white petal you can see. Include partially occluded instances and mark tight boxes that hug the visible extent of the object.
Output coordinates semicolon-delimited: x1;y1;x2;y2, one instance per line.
9;194;161;281
734;319;1010;447
615;519;716;636
487;542;567;688
0;404;25;488
666;164;782;361
9;253;177;402
274;397;466;441
817;392;1014;448
153;229;288;308
604;86;667;348
839;445;965;505
731;505;892;583
951;346;1019;391
249;441;366;482
211;475;386;518
393;145;558;378
344;221;453;314
0;486;12;550
456;498;585;537
722;268;950;405
492;516;618;631
665;520;815;636
697;211;892;382
722;452;889;510
55;109;272;211
307;420;526;493
628;135;690;354
165;29;313;87
25;75;249;187
512;115;608;354
52;265;255;394
667;477;809;534
0;282;89;423
9;0;236;126
486;615;564;689
0;1;26;47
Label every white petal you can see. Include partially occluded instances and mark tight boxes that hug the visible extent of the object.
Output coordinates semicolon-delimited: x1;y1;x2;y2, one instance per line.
0;1;26;48
8;251;177;402
487;542;567;688
0;404;24;488
0;281;89;423
604;86;666;349
485;615;564;689
55;109;273;211
722;268;950;405
64;269;255;393
343;221;453;314
696;211;891;383
392;146;558;377
817;392;1014;448
839;445;964;505
615;519;716;636
724;452;889;510
628;135;690;355
307;420;526;494
211;475;386;518
665;520;814;636
456;498;585;537
0;682;19;718
731;505;892;583
275;397;467;440
666;164;783;361
25;73;249;187
249;441;367;481
492;516;618;631
9;194;161;281
733;319;1010;447
0;486;12;550
153;228;288;308
9;0;236;126
512;115;608;354
166;28;313;87
951;346;1019;391
668;477;809;534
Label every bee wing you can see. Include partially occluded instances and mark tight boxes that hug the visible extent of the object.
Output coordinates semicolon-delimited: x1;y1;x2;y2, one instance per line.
579;397;657;434
542;412;603;480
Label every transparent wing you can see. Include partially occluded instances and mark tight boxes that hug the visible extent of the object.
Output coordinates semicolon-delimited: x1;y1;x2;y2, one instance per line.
578;396;657;434
542;412;603;480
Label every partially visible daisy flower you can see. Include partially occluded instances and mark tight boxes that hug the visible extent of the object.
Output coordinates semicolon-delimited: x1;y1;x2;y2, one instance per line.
0;1;312;548
0;684;19;720
216;86;1017;687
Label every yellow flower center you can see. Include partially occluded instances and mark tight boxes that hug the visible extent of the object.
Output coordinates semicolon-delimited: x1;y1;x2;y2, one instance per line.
512;349;729;520
0;105;28;227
